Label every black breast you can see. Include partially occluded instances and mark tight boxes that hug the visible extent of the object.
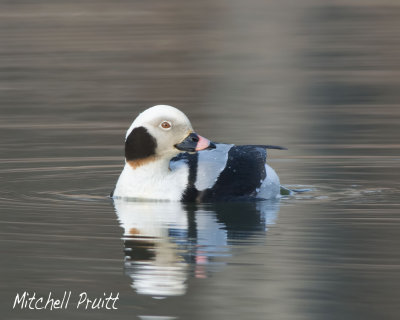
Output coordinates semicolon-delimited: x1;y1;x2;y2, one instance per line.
171;152;199;202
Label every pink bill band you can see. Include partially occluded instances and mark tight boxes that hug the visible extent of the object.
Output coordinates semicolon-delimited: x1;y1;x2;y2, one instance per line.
195;135;212;151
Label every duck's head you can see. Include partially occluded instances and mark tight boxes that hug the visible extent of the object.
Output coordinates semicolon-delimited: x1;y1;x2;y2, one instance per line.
124;105;215;168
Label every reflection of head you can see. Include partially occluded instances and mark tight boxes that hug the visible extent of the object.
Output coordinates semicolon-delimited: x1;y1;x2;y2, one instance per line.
125;246;188;297
114;200;188;297
124;238;188;297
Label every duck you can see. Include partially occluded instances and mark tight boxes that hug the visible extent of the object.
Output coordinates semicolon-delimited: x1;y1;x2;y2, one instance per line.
111;105;285;202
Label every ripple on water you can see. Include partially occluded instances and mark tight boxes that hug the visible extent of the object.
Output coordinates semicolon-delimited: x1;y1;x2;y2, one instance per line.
1;154;399;306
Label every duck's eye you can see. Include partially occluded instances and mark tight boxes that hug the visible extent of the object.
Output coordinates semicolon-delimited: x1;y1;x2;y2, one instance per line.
160;121;172;130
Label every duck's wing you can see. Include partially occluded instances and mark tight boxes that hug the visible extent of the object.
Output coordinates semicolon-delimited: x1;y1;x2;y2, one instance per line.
199;145;268;201
171;144;281;202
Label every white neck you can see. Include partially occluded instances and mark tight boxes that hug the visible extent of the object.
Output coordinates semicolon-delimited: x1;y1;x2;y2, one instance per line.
113;156;189;201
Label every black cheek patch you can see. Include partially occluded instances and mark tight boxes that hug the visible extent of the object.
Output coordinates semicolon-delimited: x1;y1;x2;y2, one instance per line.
125;126;157;161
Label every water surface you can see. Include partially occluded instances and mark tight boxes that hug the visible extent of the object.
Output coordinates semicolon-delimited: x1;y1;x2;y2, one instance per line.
1;1;400;319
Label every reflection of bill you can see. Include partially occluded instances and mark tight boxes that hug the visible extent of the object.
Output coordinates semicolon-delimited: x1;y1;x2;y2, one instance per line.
113;199;280;298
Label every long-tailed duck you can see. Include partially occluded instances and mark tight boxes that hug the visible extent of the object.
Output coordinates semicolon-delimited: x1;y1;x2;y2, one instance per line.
111;105;285;202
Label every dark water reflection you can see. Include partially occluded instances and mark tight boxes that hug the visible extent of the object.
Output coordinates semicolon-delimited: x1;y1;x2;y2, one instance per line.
1;0;400;320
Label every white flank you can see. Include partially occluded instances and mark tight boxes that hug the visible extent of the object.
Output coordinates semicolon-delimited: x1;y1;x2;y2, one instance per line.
113;158;189;201
257;164;281;200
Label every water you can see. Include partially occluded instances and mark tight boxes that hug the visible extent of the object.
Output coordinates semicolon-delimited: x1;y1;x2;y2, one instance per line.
1;1;400;319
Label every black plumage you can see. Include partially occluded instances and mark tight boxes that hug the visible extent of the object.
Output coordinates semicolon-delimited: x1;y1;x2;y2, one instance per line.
172;145;270;202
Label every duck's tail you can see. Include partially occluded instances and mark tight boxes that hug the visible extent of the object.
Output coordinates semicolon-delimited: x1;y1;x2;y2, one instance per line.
280;186;311;195
250;144;287;150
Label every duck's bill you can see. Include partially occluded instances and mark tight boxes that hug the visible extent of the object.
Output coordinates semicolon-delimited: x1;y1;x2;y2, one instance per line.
175;132;216;152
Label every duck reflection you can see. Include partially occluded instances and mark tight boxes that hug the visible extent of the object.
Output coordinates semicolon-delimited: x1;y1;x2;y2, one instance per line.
113;199;280;297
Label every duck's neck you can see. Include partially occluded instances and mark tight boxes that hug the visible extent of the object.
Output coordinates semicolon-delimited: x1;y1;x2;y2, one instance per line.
113;154;189;201
127;156;172;174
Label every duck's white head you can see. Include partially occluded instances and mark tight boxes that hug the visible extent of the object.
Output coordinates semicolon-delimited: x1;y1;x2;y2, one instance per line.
124;105;215;168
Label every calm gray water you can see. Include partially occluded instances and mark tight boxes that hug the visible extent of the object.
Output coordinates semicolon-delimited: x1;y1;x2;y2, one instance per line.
1;1;400;319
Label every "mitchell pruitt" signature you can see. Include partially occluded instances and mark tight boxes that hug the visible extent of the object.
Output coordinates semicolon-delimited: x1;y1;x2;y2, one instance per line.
13;291;119;310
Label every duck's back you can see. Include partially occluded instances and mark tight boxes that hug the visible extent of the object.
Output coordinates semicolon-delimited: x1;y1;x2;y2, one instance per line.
170;144;280;202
